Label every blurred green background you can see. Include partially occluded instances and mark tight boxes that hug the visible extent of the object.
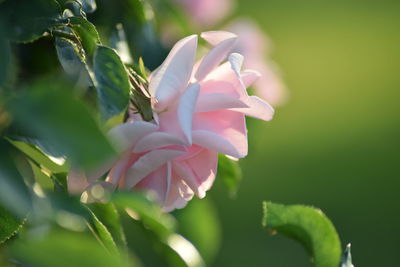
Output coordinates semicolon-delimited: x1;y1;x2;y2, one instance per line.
208;0;400;266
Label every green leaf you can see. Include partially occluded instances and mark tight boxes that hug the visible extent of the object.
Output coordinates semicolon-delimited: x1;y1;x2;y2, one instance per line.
340;244;354;267
0;204;25;244
112;192;176;240
86;202;127;249
9;230;131;267
0;139;32;218
85;205;119;254
69;16;101;56
0;0;62;43
7;80;115;169
93;46;130;121
9;140;68;174
55;36;93;86
173;198;221;264
262;202;342;267
217;154;242;198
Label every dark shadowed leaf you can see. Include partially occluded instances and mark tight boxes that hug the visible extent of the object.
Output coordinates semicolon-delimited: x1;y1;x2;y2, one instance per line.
0;0;62;43
0;139;32;218
7;81;115;169
69;16;101;56
0;204;25;244
93;46;130;121
217;154;242;198
262;202;342;267
55;36;93;86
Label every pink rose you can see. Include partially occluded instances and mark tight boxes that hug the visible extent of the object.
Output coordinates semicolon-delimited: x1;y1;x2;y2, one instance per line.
70;31;273;211
227;19;288;106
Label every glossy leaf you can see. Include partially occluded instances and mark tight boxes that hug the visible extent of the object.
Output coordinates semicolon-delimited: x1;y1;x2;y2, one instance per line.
9;230;131;267
69;16;101;56
55;36;93;86
0;204;25;244
0;0;62;43
93;46;130;121
262;202;342;267
217;154;242;198
7;81;115;169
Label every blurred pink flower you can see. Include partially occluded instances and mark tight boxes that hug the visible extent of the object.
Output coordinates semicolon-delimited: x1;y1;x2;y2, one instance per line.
227;19;287;106
69;32;273;211
173;0;233;28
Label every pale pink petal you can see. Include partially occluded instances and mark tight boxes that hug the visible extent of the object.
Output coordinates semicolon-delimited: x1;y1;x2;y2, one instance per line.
184;148;217;198
200;31;237;46
149;35;198;107
232;95;274;121
192;110;247;158
192;130;245;158
201;62;246;98
107;155;131;185
135;164;169;205
108;121;158;152
195;36;237;81
133;132;188;153
163;176;193;212
195;93;248;113
177;83;200;143
241;70;261;87
124;149;185;189
173;148;217;198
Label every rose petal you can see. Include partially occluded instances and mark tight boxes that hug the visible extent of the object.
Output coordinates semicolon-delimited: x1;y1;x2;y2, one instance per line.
124;149;185;189
108;121;158;152
195;93;248;113
178;83;200;143
241;70;261;87
195;35;237;81
149;35;198;108
133;132;188;153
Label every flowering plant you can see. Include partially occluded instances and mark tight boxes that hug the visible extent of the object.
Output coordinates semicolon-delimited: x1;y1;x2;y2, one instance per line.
0;0;352;266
